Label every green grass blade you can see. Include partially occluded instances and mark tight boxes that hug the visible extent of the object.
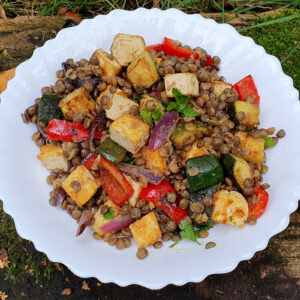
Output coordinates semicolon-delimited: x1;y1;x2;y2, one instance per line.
281;42;300;65
222;0;225;23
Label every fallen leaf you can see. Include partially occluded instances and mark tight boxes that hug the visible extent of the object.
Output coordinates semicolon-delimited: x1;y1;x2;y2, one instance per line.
81;280;91;291
61;288;72;296
0;291;8;300
0;249;9;269
57;6;69;16
153;0;160;8
0;68;16;93
0;6;6;19
57;5;82;24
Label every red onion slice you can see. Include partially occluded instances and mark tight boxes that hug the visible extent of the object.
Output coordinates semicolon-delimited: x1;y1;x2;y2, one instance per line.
54;187;66;207
88;111;106;153
100;214;134;232
23;103;38;123
37;121;47;138
148;111;179;150
76;210;94;237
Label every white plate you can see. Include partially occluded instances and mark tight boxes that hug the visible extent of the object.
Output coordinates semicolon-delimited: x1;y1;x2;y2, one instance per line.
0;8;299;289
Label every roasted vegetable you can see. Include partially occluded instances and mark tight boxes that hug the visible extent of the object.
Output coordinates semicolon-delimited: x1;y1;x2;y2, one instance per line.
247;185;269;219
212;81;232;98
165;73;199;97
221;154;253;190
182;142;208;166
37;93;63;124
96;138;126;164
186;155;224;193
141;146;167;175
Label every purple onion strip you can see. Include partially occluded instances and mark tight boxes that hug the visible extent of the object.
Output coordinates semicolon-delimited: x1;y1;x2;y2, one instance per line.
100;214;134;233
37;121;47;138
76;210;94;237
54;187;66;208
88;111;106;153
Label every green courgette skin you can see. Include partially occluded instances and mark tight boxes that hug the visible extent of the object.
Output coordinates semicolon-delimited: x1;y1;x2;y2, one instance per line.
96;138;126;164
227;102;238;125
37;93;63;124
186;154;224;193
221;153;236;178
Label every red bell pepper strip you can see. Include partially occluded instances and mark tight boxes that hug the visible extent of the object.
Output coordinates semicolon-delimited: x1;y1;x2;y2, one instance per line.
247;185;269;219
232;75;260;105
204;55;212;67
147;44;163;52
84;156;134;206
139;180;189;225
47;119;102;142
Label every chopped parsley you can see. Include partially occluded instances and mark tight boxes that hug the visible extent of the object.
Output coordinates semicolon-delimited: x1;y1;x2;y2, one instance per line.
166;88;199;117
229;216;233;222
262;136;276;148
104;207;115;220
140;107;163;125
169;241;179;248
179;219;201;245
132;94;142;101
122;155;135;165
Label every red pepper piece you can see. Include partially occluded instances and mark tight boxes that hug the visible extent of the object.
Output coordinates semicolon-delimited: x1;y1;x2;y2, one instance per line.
204;55;212;67
247;185;269;219
139;180;189;225
151;90;161;99
84;156;134;206
47;119;102;142
232;75;260;105
146;44;163;52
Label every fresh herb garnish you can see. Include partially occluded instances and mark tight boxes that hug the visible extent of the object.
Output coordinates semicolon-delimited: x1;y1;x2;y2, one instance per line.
229;216;233;222
179;219;201;245
104;207;115;220
166;88;199;117
105;129;110;134
140;107;163;125
169;241;179;248
123;155;135;165
132;94;142;101
262;136;276;148
246;127;256;132
194;221;214;232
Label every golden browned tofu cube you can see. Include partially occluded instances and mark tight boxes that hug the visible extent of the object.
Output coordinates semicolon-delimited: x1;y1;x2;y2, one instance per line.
93;49;122;78
212;81;232;98
62;166;101;208
235;131;265;164
92;200;120;237
124;175;143;207
141;146;167;175
59;87;96;121
110;113;150;154
111;33;146;66
97;85;127;104
182;142;208;166
37;144;68;172
211;190;248;228
165;73;199;97
127;51;158;89
130;212;162;248
105;93;139;120
140;95;164;112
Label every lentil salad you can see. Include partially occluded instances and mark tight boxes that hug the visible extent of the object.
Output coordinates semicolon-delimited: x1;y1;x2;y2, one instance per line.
22;33;285;259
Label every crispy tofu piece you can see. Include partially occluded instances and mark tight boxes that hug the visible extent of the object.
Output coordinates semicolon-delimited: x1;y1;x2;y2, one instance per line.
211;190;248;228
37;144;68;172
127;51;158;89
130;212;162;248
182;142;208;166
92;49;122;78
235;131;265;164
97;85;127;104
141;146;166;175
111;33;146;66
92;200;120;237
124;175;143;207
59;87;96;121
140;95;164;112
212;81;232;98
165;73;199;97
62;166;101;208
110;113;150;154
105;93;139;121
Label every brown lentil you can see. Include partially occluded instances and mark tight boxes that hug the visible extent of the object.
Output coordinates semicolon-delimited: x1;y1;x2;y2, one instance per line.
276;129;286;138
166;192;177;203
166;220;177;232
198;230;209;238
153;241;163;249
70;180;81;193
245;218;257;225
261;183;270;189
205;242;216;249
136;247;148;259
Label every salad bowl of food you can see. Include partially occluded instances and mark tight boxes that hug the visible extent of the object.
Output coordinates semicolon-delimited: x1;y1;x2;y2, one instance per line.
0;8;299;289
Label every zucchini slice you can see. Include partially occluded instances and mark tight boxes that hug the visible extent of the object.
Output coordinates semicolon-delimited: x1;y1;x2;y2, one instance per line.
186;154;224;193
228;101;260;128
37;93;63;124
221;154;253;190
96;138;126;164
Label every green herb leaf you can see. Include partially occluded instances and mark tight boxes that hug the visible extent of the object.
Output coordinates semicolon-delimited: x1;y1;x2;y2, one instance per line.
123;155;135;165
246;127;256;132
105;129;110;134
229;216;233;222
104;207;115;220
140;108;152;125
166;102;179;111
169;241;179;248
182;107;199;117
262;136;276;148
132;94;142;101
172;88;190;107
152;107;163;121
179;219;201;245
194;222;214;231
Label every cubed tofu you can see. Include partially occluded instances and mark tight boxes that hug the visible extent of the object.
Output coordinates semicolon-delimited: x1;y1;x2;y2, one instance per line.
165;73;199;97
140;95;164;112
211;190;248;228
111;33;146;66
127;51;158;89
62;166;101;207
141;146;167;175
124;175;143;207
37;144;68;172
129;212;162;248
92;49;122;77
59;87;96;121
105;93;139;120
235;131;265;164
212;81;232;98
110;114;150;154
97;85;127;104
92;200;120;237
182;142;208;166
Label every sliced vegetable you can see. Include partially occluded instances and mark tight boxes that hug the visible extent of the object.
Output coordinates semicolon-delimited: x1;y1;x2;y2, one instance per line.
141;146;167;175
23;103;39;123
139;180;189;224
96;138;127;164
262;136;276;149
221;154;253;190
146;44;163;52
37;94;63;124
88;111;106;153
100;214;135;232
186;155;224;193
76;210;94;237
37;121;47;138
47;119;102;142
54;187;66;208
232;75;260;105
117;163;164;185
247;185;269;219
148;111;179;150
